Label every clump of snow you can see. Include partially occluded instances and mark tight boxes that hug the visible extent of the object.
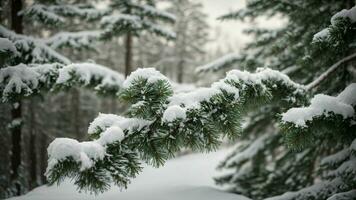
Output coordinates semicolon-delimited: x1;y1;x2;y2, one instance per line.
282;94;355;127
98;126;125;146
313;28;330;42
56;63;124;90
168;87;220;109
0;37;18;55
337;83;356;105
123;67;169;89
0;64;40;100
101;14;142;30
196;53;240;73
331;6;356;25
88;113;152;135
162;105;187;122
212;81;240;100
225;68;305;95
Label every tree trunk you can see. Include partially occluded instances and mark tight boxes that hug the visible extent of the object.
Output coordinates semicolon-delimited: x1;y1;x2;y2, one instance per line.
177;60;184;83
125;32;133;77
28;99;37;189
10;0;23;195
39;133;48;184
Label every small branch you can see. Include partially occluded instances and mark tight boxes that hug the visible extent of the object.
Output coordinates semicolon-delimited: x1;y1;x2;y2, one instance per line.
306;52;356;90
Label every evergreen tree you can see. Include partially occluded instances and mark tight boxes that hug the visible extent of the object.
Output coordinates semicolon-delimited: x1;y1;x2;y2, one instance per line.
0;0;123;196
195;1;356;199
43;3;356;199
100;0;176;76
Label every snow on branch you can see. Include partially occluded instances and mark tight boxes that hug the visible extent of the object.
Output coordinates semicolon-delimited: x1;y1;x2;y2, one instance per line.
19;4;65;25
195;53;241;73
129;2;176;23
0;63;125;102
44;31;102;50
20;3;107;26
0;63;61;101
0;25;70;64
46;67;308;193
56;63;125;94
281;85;355;127
100;14;176;40
0;38;19;56
331;6;356;25
266;139;356;200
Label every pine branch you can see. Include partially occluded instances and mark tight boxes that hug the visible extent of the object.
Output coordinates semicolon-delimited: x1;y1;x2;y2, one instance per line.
306;52;356;90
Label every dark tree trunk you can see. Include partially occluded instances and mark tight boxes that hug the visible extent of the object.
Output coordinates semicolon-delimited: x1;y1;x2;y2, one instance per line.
10;0;23;195
28;100;37;189
125;32;133;77
39;133;48;184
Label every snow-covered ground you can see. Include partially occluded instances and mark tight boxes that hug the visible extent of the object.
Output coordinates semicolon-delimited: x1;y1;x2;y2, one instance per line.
9;148;250;200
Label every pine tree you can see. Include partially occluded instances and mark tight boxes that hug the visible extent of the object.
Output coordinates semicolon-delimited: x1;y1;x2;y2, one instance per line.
43;2;355;199
100;0;176;76
0;0;122;196
196;1;356;199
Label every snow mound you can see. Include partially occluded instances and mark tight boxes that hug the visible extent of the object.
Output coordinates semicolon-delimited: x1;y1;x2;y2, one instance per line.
9;148;251;200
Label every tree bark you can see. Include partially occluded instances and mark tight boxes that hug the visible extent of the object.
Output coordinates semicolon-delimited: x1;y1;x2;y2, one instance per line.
10;0;23;195
28;99;37;189
125;32;133;77
39;133;48;184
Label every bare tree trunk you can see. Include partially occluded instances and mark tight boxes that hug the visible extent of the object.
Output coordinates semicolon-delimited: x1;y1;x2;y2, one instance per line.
125;32;133;77
39;133;48;184
10;0;23;195
28;99;37;189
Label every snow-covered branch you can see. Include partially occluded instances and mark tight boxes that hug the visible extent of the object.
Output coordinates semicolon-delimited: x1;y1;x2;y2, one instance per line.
0;63;124;102
45;67;307;193
0;25;70;64
195;53;241;73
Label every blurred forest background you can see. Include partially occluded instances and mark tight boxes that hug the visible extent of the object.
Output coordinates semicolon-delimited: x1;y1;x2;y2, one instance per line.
0;0;236;197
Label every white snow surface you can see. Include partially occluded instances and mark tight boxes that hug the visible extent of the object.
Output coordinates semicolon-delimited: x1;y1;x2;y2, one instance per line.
282;91;355;127
331;6;356;25
9;148;250;200
123;67;169;88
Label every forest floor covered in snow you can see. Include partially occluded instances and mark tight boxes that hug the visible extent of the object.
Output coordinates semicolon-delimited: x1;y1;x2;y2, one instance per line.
8;147;250;200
